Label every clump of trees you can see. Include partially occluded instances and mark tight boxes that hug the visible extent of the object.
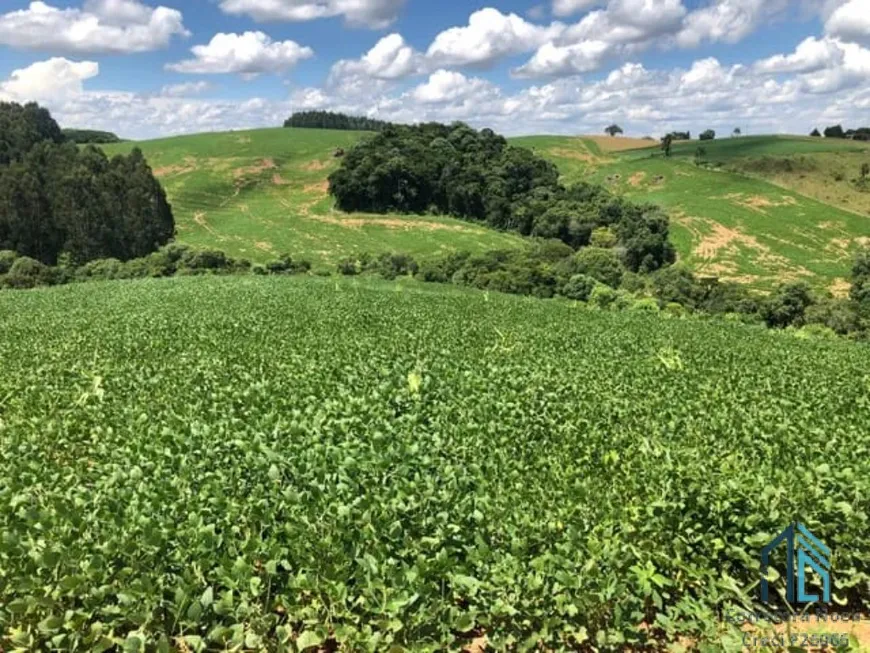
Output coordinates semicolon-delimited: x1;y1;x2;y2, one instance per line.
822;125;870;141
0;102;174;265
667;131;691;141
699;130;716;141
283;111;394;132
62;129;122;144
605;124;623;136
329;121;676;273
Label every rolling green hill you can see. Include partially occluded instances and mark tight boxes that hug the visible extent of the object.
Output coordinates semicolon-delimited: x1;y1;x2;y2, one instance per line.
103;129;868;292
514;134;869;294
101;128;526;269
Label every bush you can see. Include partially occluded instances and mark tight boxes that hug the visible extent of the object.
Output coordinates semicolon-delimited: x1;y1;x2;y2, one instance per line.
76;258;124;280
3;256;50;288
567;247;624;288
664;302;687;317
266;254;310;275
590;227;617;248
416;252;471;283
589;284;618;309
631;297;660;312
562;274;597;301
337;258;360;275
805;298;860;335
0;250;19;274
179;248;231;272
368;253;418;280
761;281;814;328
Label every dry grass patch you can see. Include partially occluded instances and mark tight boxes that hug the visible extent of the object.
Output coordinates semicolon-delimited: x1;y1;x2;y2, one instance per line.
583;135;657;152
628;172;647;187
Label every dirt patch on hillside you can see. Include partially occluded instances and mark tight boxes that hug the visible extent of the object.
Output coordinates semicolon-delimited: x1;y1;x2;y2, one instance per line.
674;212;813;283
628;172;647;187
233;158;276;179
254;241;274;252
300;160;330;171
306;213;484;233
857;236;870;247
718;193;800;214
272;173;290;185
583;135;657;152
303;181;329;196
830;278;852;298
154;156;198;177
548;147;598;164
193;211;217;237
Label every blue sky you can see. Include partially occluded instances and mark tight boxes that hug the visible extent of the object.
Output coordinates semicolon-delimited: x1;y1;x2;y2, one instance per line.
0;0;868;139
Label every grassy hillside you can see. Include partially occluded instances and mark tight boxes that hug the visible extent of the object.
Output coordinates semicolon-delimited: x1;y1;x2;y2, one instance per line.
102;128;525;268
1;274;868;650
516;134;869;293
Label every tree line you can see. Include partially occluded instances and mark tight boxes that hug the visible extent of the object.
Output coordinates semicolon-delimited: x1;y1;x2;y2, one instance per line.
283;111;394;132
328;121;676;273
0;102;174;265
62;128;122;144
811;125;870;140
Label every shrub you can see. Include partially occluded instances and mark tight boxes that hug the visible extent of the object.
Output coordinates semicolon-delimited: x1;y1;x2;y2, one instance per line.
416;252;471;283
266;254;310;275
567;247;624;288
369;253;418;280
337;258;360;275
589;284;618;309
561;274;597;301
761;281;814;328
664;302;687;317
252;265;267;276
76;258;124;280
3;256;50;288
0;250;19;274
631;297;660;312
179;248;231;272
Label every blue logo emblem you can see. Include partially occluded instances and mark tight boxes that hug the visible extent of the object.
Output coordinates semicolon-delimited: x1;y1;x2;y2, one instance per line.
761;522;831;604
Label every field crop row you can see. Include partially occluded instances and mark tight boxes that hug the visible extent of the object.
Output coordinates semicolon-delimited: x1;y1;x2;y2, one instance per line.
0;276;868;651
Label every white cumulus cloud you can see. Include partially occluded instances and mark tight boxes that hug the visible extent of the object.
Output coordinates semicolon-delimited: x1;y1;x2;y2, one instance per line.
0;0;188;54
166;31;313;76
217;0;406;29
0;57;99;101
426;8;564;67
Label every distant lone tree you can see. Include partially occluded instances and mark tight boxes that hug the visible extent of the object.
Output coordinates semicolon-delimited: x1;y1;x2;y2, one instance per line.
700;129;716;141
810;128;821;137
695;146;707;164
661;133;674;157
604;124;624;137
824;125;846;139
733;127;741;137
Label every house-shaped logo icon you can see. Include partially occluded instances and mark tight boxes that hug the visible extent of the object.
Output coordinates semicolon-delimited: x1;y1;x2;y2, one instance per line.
761;522;831;604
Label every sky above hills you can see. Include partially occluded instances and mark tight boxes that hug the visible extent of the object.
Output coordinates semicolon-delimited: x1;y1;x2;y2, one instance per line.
0;0;868;139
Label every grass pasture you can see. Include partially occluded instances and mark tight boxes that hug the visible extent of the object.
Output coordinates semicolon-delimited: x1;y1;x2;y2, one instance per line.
0;274;868;650
516;134;870;292
102;128;526;268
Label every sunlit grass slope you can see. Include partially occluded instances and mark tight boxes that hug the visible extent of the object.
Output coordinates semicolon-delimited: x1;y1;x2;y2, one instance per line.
102;128;526;268
514;134;869;293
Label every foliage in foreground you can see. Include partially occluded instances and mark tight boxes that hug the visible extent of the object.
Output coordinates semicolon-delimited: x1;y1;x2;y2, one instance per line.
0;276;868;651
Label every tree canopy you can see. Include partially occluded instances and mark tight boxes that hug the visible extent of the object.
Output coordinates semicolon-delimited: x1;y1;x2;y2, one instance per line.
283;111;393;132
604;124;624;136
699;129;716;141
328;121;676;273
62;128;122;144
0;102;174;265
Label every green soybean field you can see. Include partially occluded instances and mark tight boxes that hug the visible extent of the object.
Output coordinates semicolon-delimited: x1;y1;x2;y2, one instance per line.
1;276;868;651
